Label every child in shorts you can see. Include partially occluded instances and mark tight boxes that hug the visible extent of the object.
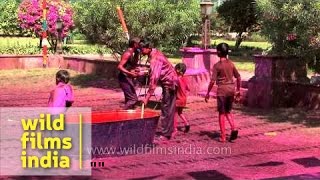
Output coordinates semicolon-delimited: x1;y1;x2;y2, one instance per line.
205;43;241;142
173;63;190;136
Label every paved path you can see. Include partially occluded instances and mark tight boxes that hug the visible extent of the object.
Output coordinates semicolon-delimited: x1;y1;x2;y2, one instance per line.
0;69;319;180
89;96;320;179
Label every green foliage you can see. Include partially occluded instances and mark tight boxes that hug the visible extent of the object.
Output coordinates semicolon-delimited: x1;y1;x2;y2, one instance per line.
246;32;268;42
218;0;258;33
210;13;229;34
0;43;40;55
212;38;271;50
72;0;200;54
0;37;38;54
212;38;269;72
72;0;124;54
63;44;111;55
257;0;320;72
0;0;22;35
0;43;111;55
0;37;110;55
217;0;258;48
71;29;86;40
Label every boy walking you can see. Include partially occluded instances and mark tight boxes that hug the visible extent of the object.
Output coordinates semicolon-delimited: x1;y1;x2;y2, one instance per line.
205;43;241;142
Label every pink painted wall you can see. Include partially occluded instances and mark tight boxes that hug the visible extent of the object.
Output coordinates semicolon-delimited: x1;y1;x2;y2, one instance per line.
0;55;119;77
0;55;43;69
180;47;219;75
180;47;219;95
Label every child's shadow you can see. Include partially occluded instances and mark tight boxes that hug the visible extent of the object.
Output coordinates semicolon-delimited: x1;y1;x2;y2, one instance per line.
199;131;220;141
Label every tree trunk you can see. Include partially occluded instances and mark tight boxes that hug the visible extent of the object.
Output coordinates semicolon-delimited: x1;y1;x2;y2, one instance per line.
39;37;42;49
54;39;58;53
235;32;243;49
49;37;57;53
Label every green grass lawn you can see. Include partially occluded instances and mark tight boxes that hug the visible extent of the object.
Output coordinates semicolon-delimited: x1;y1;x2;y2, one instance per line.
0;37;316;77
0;37;270;72
0;37;39;46
233;61;255;72
168;56;255;72
0;37;93;48
210;38;272;72
0;37;110;55
169;38;269;72
211;38;271;50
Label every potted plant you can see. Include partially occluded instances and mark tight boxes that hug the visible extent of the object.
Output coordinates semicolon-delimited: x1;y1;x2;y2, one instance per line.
247;0;320;108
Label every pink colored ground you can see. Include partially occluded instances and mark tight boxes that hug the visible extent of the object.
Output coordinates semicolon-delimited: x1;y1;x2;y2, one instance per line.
0;68;319;180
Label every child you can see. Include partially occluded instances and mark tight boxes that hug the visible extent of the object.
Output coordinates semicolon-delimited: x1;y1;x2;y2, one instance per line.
48;70;74;109
46;70;74;154
173;63;190;136
205;43;241;143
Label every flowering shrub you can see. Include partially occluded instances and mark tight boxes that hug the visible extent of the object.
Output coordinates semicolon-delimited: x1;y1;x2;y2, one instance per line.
257;0;320;59
18;0;74;39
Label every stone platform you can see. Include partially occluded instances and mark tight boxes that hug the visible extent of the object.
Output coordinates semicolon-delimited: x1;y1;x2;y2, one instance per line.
248;55;320;109
180;47;219;95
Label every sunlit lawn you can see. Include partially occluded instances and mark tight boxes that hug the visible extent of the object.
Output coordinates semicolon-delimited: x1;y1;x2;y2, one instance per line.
0;37;38;47
0;68;60;87
0;37;87;47
211;38;271;50
0;37;110;55
168;57;254;72
210;38;272;72
0;37;271;72
233;61;255;72
169;38;268;72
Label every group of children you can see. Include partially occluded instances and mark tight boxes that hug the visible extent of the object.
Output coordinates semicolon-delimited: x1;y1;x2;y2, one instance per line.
48;40;240;143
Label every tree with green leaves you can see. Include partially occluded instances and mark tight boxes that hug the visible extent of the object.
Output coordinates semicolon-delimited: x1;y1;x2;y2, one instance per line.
0;0;21;36
217;0;258;48
72;0;200;55
257;0;320;73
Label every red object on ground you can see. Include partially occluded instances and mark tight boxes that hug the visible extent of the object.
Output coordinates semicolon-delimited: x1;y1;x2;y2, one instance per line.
65;110;159;124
